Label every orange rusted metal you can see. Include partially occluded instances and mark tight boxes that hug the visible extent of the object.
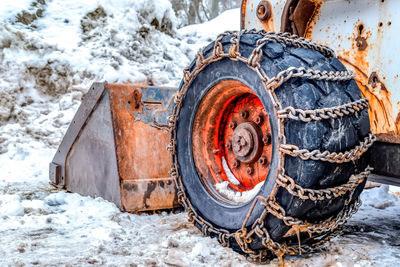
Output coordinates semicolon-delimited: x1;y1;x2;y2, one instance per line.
335;26;396;143
192;80;272;201
50;82;179;212
280;0;321;37
242;0;400;144
302;4;398;143
107;84;178;211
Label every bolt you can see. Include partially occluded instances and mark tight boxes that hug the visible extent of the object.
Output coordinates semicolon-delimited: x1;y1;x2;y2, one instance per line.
225;141;232;150
259;157;267;165
229;121;236;129
263;135;270;146
241;110;249;119
233;160;240;168
256;1;272;21
255;115;263;125
246;166;254;175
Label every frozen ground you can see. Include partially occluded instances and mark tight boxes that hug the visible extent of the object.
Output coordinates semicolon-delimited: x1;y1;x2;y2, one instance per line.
0;1;399;266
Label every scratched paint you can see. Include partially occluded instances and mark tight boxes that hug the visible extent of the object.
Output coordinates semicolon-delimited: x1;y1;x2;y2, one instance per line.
107;84;179;211
242;0;400;143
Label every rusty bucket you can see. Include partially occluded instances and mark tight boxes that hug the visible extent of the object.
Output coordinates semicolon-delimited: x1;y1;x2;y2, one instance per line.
49;82;179;212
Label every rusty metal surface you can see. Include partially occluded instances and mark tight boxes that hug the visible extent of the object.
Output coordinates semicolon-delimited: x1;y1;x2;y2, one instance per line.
121;178;178;211
303;0;400;143
281;0;320;37
242;0;400;144
50;82;179;212
131;86;177;128
191;79;273;200
107;84;179;212
280;0;296;33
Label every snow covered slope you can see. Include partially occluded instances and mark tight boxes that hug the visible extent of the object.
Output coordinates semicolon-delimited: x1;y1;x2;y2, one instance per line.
0;1;399;266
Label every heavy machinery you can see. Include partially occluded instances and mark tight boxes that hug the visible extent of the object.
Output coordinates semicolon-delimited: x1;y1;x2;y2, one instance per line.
49;0;399;262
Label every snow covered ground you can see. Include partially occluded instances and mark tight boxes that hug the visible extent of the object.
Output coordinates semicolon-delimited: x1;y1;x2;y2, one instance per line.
0;1;399;266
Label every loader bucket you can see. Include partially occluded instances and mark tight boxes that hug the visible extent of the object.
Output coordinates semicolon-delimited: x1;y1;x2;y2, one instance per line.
49;82;179;212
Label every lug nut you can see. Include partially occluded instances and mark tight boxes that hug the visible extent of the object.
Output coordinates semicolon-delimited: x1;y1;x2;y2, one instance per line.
255;115;263;125
233;160;240;168
229;121;237;129
259;157;267;165
262;135;271;146
241;110;249;119
246;166;254;175
256;0;272;21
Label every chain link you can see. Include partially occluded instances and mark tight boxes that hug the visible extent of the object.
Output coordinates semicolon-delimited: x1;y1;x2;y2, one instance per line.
248;30;335;58
238;195;362;260
262;196;361;234
265;67;356;91
277;166;372;201
278;98;370;122
167;30;375;264
255;196;362;254
280;133;376;163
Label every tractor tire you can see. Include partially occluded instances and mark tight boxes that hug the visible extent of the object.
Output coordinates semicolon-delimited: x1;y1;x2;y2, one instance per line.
172;31;372;258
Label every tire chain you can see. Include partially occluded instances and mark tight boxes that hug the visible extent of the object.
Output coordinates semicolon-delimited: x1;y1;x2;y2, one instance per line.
280;132;376;163
278;98;370;122
167;30;375;263
277;167;373;201
265;66;355;91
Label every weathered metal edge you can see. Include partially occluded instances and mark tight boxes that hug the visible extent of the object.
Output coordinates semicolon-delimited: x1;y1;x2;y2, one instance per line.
49;82;108;188
107;83;126;211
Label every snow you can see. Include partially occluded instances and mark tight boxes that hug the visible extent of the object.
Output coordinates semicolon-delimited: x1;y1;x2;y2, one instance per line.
216;181;264;204
0;0;33;19
178;8;240;54
0;1;399;266
222;157;241;185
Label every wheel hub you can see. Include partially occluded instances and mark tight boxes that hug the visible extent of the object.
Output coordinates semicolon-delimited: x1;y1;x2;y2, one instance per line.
232;122;263;163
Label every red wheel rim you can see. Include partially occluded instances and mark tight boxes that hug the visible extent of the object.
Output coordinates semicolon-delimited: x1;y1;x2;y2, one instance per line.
192;80;273;205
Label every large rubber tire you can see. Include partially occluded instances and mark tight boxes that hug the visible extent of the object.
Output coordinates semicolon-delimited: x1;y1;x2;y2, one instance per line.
175;32;370;253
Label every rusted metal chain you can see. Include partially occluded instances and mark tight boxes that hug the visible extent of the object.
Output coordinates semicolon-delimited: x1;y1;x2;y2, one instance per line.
251;31;335;58
280;133;376;163
276;166;372;201
278;98;370;122
262;196;361;234
239;194;362;258
265;67;356;91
